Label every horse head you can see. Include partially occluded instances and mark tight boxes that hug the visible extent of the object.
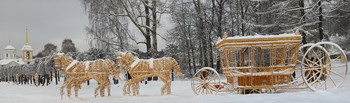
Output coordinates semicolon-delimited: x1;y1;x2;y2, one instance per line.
54;53;73;73
169;57;185;79
101;59;125;81
116;52;137;71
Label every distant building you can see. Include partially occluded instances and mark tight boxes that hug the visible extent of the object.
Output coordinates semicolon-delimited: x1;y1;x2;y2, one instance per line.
22;28;34;64
4;45;16;59
0;28;34;67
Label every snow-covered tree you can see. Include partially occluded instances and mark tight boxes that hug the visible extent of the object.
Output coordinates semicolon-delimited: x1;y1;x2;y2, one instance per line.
36;43;57;58
82;0;130;51
250;0;350;44
82;0;173;58
61;39;77;54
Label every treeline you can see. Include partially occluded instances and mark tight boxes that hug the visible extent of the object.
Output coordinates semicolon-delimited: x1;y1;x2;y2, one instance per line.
166;0;350;76
0;56;56;86
81;0;350;76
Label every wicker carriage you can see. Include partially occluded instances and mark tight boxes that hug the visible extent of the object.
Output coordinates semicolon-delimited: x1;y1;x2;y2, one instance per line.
191;30;348;95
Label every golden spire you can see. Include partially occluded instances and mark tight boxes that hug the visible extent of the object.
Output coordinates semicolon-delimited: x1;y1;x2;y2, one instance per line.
25;27;29;45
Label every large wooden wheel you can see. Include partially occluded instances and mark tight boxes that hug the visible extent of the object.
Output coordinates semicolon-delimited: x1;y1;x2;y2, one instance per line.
294;43;315;85
191;67;221;95
301;42;348;91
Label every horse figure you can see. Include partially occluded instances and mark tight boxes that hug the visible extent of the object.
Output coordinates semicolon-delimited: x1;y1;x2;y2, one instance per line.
116;52;184;96
54;53;124;98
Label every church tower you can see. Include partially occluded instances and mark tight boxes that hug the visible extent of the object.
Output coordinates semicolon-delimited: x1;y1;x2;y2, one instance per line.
4;41;16;60
22;27;33;64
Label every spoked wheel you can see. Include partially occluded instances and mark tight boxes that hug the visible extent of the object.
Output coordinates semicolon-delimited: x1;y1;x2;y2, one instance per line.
191;67;221;95
302;42;348;91
294;43;315;85
248;89;262;94
263;89;275;94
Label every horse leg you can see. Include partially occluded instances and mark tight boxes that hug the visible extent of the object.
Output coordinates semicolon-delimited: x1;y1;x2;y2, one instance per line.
124;80;135;96
67;84;72;98
100;81;108;97
94;83;101;98
100;77;108;97
166;80;172;95
136;82;140;95
100;83;105;97
60;82;68;99
107;81;111;96
103;76;111;96
123;81;130;96
159;76;167;95
127;82;131;95
165;75;172;95
132;83;137;96
74;84;80;98
130;77;141;96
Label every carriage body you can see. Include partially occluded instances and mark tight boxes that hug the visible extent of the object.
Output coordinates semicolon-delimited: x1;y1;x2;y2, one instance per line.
192;31;347;95
216;33;301;92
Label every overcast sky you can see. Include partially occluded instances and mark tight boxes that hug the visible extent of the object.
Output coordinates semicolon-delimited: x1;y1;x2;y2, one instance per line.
0;0;89;59
0;0;172;60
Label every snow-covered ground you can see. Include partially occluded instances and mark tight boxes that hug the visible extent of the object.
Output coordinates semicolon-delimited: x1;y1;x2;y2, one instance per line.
1;66;349;103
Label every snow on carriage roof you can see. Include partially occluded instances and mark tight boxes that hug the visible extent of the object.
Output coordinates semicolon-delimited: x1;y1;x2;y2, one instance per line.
227;33;298;39
56;53;65;55
216;33;301;45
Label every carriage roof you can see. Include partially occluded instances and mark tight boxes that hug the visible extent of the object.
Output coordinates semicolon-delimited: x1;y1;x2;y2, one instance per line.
216;32;302;48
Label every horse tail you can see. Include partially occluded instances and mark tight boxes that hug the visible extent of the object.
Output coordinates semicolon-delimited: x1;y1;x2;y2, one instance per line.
169;58;184;79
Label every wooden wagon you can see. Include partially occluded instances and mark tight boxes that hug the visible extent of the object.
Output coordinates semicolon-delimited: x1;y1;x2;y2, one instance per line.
191;30;348;95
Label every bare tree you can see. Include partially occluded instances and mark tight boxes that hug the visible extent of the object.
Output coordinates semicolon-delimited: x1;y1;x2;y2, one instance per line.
82;0;170;58
82;0;131;51
118;0;171;57
250;0;350;43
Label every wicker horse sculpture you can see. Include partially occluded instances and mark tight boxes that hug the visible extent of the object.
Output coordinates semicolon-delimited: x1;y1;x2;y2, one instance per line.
116;52;184;96
54;53;124;98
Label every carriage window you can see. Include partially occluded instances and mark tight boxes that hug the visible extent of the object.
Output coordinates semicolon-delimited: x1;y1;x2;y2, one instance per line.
236;49;242;67
263;49;271;67
253;47;261;67
286;46;296;65
219;49;226;68
274;48;285;66
227;49;236;67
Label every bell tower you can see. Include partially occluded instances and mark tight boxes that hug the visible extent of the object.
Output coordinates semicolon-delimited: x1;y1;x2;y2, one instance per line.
22;27;33;64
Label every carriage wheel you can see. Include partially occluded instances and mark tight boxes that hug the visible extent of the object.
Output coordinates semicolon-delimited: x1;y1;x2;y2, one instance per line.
248;89;262;94
302;42;348;91
191;67;221;95
294;43;315;85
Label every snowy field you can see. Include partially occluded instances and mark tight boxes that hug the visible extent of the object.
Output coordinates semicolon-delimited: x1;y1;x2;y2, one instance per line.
1;67;350;103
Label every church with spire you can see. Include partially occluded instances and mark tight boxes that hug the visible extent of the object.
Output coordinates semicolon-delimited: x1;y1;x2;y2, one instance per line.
22;28;34;64
0;28;34;67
